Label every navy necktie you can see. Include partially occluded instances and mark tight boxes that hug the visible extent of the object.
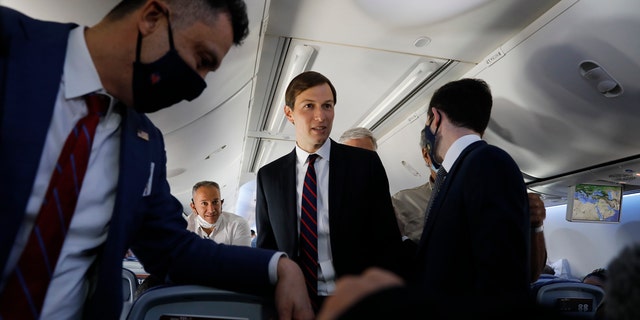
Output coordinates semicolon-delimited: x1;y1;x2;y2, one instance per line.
300;154;319;310
425;166;447;224
0;93;109;320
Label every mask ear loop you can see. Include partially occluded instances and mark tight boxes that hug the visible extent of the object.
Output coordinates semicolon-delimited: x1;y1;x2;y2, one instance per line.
428;109;443;168
165;12;176;50
431;110;441;130
135;10;175;62
135;31;143;62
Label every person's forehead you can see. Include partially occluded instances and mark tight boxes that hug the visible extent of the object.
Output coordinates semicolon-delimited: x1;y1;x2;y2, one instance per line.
195;186;221;198
296;83;334;104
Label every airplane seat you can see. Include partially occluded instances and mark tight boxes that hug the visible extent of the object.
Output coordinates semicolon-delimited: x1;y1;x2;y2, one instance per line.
532;280;605;319
125;284;276;320
121;267;139;320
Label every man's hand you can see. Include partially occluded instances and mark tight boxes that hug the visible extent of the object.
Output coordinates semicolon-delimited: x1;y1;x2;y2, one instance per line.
528;192;546;227
528;192;548;280
274;257;314;320
316;268;404;320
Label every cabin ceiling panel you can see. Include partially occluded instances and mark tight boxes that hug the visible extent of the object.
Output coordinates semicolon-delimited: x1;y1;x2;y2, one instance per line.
467;0;640;202
2;0;116;25
266;0;560;63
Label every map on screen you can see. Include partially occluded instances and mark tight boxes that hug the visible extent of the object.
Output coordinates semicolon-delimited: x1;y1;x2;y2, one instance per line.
566;183;622;222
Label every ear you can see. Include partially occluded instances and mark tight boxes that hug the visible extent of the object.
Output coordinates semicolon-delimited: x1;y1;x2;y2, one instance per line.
421;147;430;163
189;200;196;212
431;108;441;127
137;0;169;36
284;105;295;124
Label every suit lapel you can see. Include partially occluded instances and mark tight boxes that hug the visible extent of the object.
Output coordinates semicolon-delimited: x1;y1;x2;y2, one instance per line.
111;107;153;237
283;149;300;255
328;140;345;219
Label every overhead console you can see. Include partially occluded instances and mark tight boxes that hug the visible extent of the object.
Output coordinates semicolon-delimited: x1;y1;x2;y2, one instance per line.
463;0;640;205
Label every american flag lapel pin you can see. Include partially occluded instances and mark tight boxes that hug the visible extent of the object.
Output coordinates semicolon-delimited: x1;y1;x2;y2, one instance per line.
137;130;149;141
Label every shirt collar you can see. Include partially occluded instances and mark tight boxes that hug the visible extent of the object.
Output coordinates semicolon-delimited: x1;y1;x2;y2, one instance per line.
64;26;106;100
295;139;331;164
442;134;481;172
63;26;119;117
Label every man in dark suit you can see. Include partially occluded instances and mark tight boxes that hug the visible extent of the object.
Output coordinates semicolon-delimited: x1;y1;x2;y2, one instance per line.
0;2;312;319
256;71;404;313
317;78;532;319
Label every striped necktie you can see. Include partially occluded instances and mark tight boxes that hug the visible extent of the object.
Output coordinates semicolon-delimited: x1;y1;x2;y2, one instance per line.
300;154;319;310
425;166;447;224
0;93;109;320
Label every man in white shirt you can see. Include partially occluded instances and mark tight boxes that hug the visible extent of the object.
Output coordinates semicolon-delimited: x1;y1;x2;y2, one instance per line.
187;181;252;246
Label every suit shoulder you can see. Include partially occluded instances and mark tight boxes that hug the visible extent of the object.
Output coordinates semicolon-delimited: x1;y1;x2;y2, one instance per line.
333;142;379;161
1;7;76;40
462;143;523;180
484;143;519;164
467;141;516;163
257;151;293;175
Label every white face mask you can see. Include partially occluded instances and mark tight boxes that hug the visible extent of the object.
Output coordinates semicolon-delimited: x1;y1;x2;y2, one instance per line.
196;214;217;229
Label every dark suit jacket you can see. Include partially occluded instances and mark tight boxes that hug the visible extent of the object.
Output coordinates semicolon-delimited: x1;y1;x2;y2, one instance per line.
338;140;532;318
255;140;404;278
415;141;530;298
0;7;276;319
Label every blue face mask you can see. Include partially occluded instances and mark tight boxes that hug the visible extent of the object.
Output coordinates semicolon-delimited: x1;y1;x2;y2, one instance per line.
423;113;441;171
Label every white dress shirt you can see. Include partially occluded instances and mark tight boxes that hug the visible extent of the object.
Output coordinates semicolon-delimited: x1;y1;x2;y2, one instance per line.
294;140;336;295
1;26;122;319
186;211;252;246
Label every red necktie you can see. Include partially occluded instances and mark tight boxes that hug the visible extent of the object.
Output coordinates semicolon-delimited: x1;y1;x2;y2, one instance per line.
0;93;109;320
300;154;319;310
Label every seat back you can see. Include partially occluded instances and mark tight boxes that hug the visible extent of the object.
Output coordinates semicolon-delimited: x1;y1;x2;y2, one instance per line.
535;281;605;318
125;284;275;320
121;267;139;320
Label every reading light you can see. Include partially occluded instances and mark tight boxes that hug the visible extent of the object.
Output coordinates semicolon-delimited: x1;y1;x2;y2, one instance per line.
265;44;316;134
401;160;422;177
356;59;439;130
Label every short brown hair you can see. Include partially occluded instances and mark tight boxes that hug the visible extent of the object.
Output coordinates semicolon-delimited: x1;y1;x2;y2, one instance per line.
284;71;337;109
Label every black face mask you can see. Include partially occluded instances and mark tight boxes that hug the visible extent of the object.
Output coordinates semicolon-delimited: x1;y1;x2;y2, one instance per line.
423;111;442;170
132;19;207;113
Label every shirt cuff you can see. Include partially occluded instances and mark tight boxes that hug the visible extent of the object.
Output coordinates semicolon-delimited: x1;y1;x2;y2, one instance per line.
268;252;287;285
